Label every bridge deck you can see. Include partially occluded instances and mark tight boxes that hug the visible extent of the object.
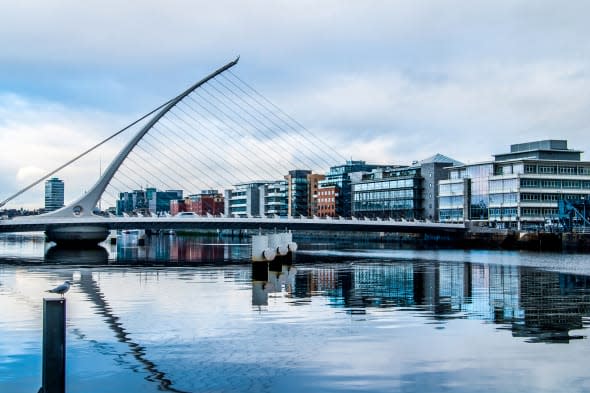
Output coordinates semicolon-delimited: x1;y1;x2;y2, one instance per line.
0;216;466;234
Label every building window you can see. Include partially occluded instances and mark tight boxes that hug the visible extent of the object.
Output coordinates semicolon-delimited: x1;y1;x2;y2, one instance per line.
520;179;539;188
539;166;556;174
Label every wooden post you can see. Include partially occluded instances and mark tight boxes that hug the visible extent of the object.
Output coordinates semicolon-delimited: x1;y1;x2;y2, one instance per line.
42;298;66;393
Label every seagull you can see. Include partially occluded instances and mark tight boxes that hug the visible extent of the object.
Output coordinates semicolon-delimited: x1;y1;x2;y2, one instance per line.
46;281;72;297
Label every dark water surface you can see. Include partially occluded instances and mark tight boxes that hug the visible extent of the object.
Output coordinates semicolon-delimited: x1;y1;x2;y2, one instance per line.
1;232;590;392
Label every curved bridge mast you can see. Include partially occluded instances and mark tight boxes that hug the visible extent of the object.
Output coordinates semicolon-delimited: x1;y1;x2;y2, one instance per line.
43;57;239;245
45;57;239;219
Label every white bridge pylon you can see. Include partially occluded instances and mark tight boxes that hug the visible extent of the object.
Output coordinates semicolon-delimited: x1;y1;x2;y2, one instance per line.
44;58;241;219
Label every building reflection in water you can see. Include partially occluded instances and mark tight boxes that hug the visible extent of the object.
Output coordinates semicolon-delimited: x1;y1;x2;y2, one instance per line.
256;259;590;343
114;233;250;264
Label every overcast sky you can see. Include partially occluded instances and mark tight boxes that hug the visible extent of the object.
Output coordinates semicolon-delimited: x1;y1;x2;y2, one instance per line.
1;0;589;208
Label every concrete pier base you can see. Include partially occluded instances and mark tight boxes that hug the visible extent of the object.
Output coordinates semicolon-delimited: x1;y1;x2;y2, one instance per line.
46;225;109;247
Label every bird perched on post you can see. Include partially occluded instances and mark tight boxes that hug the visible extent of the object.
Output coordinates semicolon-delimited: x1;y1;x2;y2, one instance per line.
46;281;72;297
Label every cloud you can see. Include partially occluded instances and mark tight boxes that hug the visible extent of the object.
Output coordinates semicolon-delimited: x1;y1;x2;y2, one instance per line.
2;1;590;208
0;94;129;208
278;60;590;164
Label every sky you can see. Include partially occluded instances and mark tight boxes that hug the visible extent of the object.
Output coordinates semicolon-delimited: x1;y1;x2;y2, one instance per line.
1;0;590;208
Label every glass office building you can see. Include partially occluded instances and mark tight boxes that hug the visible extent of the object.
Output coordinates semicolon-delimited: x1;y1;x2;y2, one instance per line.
259;180;288;217
438;140;590;229
352;166;423;219
352;155;459;220
44;177;65;212
317;160;381;217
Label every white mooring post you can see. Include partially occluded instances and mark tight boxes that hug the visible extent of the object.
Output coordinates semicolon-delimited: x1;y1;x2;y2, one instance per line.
251;234;276;262
269;233;288;256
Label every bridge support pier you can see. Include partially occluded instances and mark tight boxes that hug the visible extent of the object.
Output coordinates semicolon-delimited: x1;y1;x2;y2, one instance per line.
46;225;109;247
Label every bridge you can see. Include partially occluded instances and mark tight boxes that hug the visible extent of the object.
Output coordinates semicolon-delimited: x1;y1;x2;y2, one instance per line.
0;57;466;245
0;215;465;237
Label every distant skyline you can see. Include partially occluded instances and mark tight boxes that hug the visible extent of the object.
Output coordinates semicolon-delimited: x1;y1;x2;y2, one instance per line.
1;1;590;208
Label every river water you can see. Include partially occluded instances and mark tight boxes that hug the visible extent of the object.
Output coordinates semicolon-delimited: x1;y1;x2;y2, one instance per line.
1;232;590;393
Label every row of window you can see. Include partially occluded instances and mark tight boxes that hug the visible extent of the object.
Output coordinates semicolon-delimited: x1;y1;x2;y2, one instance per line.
524;165;590;175
354;200;415;210
353;189;416;201
520;193;590;202
439;209;464;220
489;208;518;217
353;179;416;191
439;195;464;209
489;178;518;193
488;192;518;204
439;182;464;195
521;208;559;216
520;179;590;189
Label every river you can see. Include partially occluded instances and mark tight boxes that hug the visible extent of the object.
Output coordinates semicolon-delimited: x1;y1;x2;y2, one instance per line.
1;232;590;392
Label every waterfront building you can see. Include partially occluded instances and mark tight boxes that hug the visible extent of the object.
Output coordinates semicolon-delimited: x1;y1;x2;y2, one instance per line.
351;154;459;220
224;181;272;218
438;140;590;229
147;188;183;215
316;185;338;217
170;190;224;216
258;180;288;217
285;170;325;217
117;188;182;216
44;177;64;212
316;160;382;217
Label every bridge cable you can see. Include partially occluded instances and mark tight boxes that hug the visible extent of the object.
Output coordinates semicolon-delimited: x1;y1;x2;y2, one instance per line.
211;78;331;171
186;89;303;173
193;84;310;170
151;120;241;187
226;70;347;164
169;104;282;181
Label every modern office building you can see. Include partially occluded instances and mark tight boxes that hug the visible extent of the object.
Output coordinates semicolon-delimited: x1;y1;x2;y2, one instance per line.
147;188;183;215
285;170;325;217
438;140;590;229
44;177;65;212
351;154;459;220
259;180;288;217
352;165;423;219
224;181;272;218
170;190;224;216
117;188;182;215
317;160;382;217
117;190;148;215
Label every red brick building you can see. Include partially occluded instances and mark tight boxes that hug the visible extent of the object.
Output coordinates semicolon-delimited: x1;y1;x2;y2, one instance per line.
170;190;224;216
315;185;338;217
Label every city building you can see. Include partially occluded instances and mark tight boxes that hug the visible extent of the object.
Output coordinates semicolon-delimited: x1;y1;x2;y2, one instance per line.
147;188;183;215
170;190;224;216
259;180;288;217
351;154;459;220
438;140;590;229
316;160;381;217
285;170;325;217
44;177;65;212
316;185;338;217
117;188;182;216
352;165;423;219
224;181;272;218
